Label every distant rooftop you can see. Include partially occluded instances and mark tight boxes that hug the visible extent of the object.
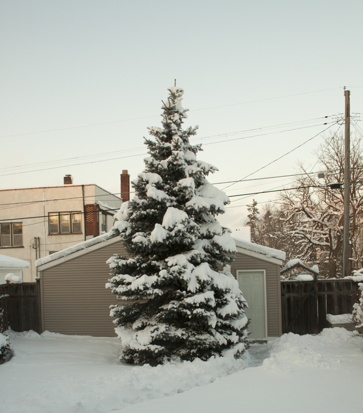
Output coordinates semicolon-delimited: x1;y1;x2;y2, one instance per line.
0;183;121;199
0;254;29;269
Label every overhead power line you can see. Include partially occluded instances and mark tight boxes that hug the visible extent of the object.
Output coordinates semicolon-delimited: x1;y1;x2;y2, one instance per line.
0;206;119;222
0;145;148;173
192;87;343;112
223;122;336;194
199;116;330;141
228;184;321;198
0;118;336;178
0;86;341;140
228;179;359;202
0;115;159;140
0;192;123;209
203;123;331;146
213;167;347;186
0;167;346;210
0;153;145;177
2;181;353;223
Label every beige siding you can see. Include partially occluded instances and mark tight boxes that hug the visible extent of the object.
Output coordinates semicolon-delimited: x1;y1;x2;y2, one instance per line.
40;241;126;337
231;254;282;337
40;239;282;338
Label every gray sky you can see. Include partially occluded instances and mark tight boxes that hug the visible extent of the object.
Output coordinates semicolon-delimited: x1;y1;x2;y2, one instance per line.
1;0;363;226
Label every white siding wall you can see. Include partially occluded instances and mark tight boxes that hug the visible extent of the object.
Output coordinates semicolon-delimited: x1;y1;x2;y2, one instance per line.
0;185;121;282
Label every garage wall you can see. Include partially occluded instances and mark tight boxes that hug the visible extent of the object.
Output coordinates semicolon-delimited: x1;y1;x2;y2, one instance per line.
231;253;282;337
40;239;283;338
40;240;126;337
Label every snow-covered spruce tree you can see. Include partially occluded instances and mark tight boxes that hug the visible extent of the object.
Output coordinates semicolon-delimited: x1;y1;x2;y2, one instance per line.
0;333;13;364
352;280;363;329
107;87;248;366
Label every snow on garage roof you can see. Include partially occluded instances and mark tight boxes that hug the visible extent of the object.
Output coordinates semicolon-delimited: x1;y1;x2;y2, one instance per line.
234;238;286;263
36;231;117;268
36;229;286;270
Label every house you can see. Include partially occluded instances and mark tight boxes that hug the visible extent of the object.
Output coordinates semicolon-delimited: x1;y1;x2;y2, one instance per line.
0;254;29;284
36;233;285;340
0;171;130;282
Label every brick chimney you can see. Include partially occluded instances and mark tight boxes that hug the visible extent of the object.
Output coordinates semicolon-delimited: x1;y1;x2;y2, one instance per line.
64;174;73;185
120;170;130;201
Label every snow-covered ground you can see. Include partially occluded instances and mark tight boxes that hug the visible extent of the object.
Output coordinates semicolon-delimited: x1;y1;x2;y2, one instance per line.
0;328;362;413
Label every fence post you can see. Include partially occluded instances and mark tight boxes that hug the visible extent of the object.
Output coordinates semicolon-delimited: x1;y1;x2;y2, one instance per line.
312;275;319;334
0;285;9;333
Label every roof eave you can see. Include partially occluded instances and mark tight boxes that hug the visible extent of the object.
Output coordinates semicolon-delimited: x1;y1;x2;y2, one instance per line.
36;233;120;271
234;238;285;265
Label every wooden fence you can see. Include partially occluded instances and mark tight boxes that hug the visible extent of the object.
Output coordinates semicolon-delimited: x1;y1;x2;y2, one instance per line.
0;282;41;333
0;279;360;336
281;279;360;335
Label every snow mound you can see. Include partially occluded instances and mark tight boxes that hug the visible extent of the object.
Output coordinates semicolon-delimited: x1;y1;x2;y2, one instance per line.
326;313;353;324
295;273;314;281
263;328;360;372
4;273;22;283
5;330;42;339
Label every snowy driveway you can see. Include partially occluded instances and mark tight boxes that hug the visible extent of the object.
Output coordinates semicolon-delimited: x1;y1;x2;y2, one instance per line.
0;329;361;413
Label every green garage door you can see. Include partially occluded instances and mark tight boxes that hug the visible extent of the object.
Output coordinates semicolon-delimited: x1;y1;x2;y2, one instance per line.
237;270;267;340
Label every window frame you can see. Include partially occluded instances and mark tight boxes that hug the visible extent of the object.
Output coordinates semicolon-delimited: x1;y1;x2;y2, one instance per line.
48;212;82;235
0;222;23;248
101;212;107;233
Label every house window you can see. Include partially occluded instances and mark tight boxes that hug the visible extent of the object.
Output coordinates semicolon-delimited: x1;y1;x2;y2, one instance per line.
48;212;82;235
101;213;107;233
0;222;23;247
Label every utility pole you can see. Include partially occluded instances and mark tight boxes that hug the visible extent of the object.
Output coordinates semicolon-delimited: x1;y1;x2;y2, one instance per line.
343;89;351;277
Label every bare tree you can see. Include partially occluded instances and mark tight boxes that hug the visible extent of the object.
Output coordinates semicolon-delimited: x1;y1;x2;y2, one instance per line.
245;201;297;258
280;133;363;277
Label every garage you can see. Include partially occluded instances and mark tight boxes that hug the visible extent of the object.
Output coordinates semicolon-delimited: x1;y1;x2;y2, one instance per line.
37;235;285;338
